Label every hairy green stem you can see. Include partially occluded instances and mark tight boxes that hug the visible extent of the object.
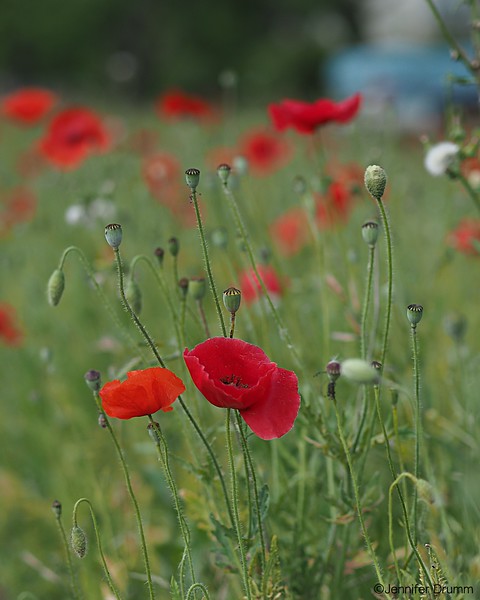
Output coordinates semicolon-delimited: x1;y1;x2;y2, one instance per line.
72;498;122;599
148;416;196;596
54;510;81;600
91;391;155;599
411;325;421;546
190;189;227;337
375;198;393;368
186;583;211;599
226;410;251;599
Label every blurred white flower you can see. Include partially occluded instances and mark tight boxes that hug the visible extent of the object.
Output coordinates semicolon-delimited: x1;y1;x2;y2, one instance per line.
424;141;459;176
65;198;116;227
65;204;87;226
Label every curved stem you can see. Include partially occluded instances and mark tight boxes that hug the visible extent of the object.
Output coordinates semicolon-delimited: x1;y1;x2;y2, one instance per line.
148;416;196;595
186;583;211;600
373;387;433;587
57;246;144;360
72;498;122;600
54;511;81;600
331;400;387;591
456;170;480;214
91;391;156;600
190;189;227;337
226;410;251;599
375;199;393;368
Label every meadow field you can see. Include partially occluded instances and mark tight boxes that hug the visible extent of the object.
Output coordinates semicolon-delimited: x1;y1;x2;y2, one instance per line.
1;85;480;600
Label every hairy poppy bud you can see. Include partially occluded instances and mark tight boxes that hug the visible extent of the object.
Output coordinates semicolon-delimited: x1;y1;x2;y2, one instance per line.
178;277;189;299
104;223;122;249
326;360;341;383
47;269;65;306
126;278;142;314
185;168;200;191
84;369;101;392
71;526;87;558
361;221;379;247
407;304;423;327
52;499;62;519
364;165;387;200
341;358;380;384
217;163;231;184
223;287;241;313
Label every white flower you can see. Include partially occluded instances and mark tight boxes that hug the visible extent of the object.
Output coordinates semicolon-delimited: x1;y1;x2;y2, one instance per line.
424;142;459;176
65;204;87;226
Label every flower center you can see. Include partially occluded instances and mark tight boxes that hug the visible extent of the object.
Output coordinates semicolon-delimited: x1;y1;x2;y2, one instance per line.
219;374;249;388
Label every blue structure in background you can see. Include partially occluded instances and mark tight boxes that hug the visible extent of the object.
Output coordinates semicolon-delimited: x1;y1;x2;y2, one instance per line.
325;43;477;129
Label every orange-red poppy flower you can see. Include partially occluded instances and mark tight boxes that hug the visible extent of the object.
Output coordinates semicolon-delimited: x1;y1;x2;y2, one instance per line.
239;265;285;304
1;88;57;124
100;367;185;419
239;128;292;175
270;207;309;256
0;303;22;346
448;219;480;256
39;107;110;170
155;90;215;121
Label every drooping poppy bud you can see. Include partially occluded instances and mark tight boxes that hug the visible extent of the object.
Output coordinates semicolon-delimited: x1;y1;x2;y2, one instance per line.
47;268;65;306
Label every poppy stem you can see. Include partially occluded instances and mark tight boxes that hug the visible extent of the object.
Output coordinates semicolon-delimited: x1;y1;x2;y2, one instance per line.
196;299;211;338
186;583;211;599
411;323;421;547
229;311;236;338
331;400;387;593
147;417;196;595
72;498;123;600
372;385;433;587
52;505;82;600
190;189;227;337
90;390;156;600
226;409;252;599
375;198;393;369
235;412;267;576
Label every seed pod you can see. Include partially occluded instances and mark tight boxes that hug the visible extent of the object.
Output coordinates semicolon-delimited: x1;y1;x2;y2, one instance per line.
185;168;201;191
361;221;379;247
223;287;241;313
407;304;423;327
326;360;341;383
188;277;206;301
217;163;231;184
104;223;123;249
84;369;101;392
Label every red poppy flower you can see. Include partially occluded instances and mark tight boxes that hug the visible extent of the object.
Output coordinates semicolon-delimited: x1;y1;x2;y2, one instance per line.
100;367;185;419
448;219;480;255
270;207;309;256
39;107;110;170
239;265;284;304
1;88;57;124
239;128;292;175
315;180;354;229
156;90;215;121
1;187;36;231
0;303;22;346
268;93;362;134
184;337;300;439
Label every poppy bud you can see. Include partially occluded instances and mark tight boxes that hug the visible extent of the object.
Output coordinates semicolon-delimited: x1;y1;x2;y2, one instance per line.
52;499;62;519
47;268;65;306
217;163;231;184
84;369;101;392
154;247;164;266
188;277;206;301
364;165;387;200
326;360;341;383
416;479;435;505
185;168;200;191
178;277;189;299
168;236;180;257
341;358;380;384
210;227;228;250
407;304;423;327
361;220;379;247
105;223;123;249
71;526;88;558
223;287;241;313
126;278;142;314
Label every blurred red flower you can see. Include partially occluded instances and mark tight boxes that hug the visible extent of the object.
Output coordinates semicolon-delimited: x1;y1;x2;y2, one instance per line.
184;337;300;439
239;128;292;175
239;265;284;304
0;303;22;346
1;187;37;233
1;88;57;124
100;367;185;419
142;152;180;193
156;90;215;121
268;93;362;134
270;207;309;256
448;219;480;255
39;107;110;169
315;180;354;229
